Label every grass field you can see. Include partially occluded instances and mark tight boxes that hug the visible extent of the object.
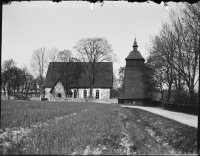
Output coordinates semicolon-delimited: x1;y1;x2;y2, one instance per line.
0;100;197;155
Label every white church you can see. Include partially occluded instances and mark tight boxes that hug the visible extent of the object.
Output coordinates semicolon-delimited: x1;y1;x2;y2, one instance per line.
43;62;113;101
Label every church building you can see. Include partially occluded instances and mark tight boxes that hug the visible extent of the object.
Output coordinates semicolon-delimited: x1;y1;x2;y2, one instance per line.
43;62;113;101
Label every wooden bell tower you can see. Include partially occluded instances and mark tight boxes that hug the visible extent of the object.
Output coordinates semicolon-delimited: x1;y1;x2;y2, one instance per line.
118;38;146;104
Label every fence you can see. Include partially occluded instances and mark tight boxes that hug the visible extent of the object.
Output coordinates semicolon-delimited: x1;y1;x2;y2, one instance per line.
161;102;198;115
143;100;162;107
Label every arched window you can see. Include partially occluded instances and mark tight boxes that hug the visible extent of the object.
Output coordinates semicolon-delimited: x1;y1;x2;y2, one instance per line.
96;90;99;99
84;90;87;98
74;89;77;98
57;93;62;98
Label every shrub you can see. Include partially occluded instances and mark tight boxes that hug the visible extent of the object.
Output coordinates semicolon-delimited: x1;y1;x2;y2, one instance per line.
172;89;198;105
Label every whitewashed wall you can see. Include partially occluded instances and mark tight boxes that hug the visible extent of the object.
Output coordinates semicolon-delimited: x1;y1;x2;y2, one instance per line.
71;88;110;99
45;82;111;100
45;88;51;100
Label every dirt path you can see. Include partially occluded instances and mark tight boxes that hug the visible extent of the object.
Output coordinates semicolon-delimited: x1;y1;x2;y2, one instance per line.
120;105;197;128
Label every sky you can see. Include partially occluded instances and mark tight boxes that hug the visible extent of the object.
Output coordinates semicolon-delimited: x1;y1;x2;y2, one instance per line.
2;1;180;76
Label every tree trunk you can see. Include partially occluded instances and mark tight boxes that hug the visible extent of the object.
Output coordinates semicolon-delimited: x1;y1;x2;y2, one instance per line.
189;86;195;105
21;87;24;95
167;89;171;102
26;84;30;97
7;90;10;100
3;87;6;95
167;82;173;102
160;90;164;101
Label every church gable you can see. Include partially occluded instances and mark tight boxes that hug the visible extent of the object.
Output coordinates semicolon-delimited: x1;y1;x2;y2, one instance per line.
51;82;66;99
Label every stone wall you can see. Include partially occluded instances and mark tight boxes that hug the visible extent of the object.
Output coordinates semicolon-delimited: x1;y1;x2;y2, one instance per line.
45;82;67;101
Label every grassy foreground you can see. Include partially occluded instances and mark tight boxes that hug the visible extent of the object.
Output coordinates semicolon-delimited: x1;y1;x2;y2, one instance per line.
0;100;197;155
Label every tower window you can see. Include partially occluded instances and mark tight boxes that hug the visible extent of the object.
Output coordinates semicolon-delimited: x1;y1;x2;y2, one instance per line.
96;90;99;99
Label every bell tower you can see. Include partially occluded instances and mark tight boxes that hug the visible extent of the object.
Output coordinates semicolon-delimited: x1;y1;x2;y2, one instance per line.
118;38;146;104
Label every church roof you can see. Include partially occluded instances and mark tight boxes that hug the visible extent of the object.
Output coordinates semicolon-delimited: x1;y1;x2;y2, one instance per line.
125;50;145;60
125;38;145;60
44;62;113;89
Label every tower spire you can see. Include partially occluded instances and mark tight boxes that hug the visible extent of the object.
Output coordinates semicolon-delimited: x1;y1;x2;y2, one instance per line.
133;37;138;51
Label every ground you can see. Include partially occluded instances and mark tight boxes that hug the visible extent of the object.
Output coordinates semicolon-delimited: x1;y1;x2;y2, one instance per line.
0;100;197;155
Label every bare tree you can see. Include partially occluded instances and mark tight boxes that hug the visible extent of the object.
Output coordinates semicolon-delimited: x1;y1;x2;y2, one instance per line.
146;2;199;104
74;37;118;98
47;47;59;86
168;4;199;104
57;50;72;62
20;66;34;97
48;47;59;62
145;54;167;101
1;59;21;99
112;70;118;90
118;66;125;89
30;47;48;96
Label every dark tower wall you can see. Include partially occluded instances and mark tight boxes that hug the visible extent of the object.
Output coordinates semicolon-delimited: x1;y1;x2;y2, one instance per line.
118;38;146;104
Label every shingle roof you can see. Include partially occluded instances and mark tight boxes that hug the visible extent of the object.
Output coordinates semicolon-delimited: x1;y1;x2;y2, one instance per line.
44;62;113;89
125;39;145;60
125;50;145;60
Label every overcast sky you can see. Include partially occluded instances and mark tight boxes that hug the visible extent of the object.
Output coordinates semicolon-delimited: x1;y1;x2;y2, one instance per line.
2;1;179;74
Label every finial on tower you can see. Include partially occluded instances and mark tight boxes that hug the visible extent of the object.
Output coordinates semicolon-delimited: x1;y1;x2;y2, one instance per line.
133;37;138;51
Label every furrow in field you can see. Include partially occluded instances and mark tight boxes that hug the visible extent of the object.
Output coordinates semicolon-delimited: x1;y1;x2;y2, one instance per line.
118;112;136;155
0;106;94;154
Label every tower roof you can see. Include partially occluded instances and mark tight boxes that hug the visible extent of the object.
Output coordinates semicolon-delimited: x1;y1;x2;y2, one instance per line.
125;38;145;60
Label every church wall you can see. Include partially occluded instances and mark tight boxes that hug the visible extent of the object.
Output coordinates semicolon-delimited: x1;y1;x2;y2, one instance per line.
45;82;67;101
99;88;110;99
53;82;66;99
44;81;111;100
70;88;110;99
45;88;51;100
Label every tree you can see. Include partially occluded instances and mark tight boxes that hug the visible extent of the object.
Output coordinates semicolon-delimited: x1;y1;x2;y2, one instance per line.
118;66;125;90
48;47;59;62
113;70;118;90
146;31;176;102
30;47;48;96
110;71;120;98
74;37;118;98
20;66;35;97
57;50;72;62
146;2;199;104
1;59;22;99
47;47;60;89
168;3;199;104
2;59;16;99
143;63;158;100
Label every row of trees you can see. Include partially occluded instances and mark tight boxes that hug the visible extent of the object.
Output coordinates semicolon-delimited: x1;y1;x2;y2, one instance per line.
145;2;199;104
1;59;40;99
